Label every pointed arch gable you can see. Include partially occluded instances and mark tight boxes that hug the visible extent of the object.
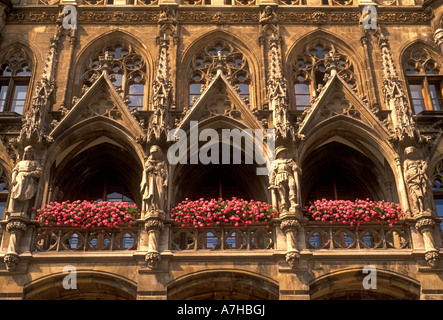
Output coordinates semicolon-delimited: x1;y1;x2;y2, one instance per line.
177;29;263;111
299;118;400;203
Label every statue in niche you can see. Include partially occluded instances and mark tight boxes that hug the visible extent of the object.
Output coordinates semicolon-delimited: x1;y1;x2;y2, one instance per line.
9;146;42;215
140;145;168;215
403;146;432;215
269;147;300;214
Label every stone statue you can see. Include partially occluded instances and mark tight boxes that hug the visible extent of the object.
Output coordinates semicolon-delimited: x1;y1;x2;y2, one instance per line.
269;147;300;214
140;145;168;215
403;146;431;214
259;6;277;25
8;145;42;215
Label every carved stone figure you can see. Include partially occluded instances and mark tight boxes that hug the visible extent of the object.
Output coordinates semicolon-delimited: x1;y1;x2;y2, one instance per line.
140;145;168;215
269;147;300;213
8;146;42;215
403;146;431;215
259;6;277;25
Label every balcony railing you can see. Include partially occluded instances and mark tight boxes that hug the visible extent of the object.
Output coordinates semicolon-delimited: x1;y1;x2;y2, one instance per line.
305;222;411;250
170;223;274;251
32;227;139;252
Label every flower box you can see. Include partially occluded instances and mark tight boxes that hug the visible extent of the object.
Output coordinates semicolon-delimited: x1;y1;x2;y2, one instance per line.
304;199;406;228
171;197;279;229
35;200;141;233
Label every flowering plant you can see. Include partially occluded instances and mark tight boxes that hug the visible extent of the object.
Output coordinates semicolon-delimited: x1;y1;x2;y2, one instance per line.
171;197;278;228
35;200;141;232
304;199;406;227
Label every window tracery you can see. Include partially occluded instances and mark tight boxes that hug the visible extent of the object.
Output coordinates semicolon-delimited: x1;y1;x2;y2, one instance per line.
188;40;251;107
80;41;147;111
404;46;443;113
292;40;357;110
0;47;33;115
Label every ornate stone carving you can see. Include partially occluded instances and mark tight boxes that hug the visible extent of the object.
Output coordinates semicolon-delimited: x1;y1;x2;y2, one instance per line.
376;31;421;143
267;36;295;141
280;217;300;269
403;146;432;215
4;253;19;272
269;147;301;214
140;145;168;217
147;34;174;142
4;215;29;272
415;217;440;268
16;12;69;147
5;8;432;25
145;251;161;270
144;212;166;270
8;146;42;215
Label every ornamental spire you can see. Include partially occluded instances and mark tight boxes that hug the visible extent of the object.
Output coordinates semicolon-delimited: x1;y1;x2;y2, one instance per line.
147;32;174;142
376;30;421;144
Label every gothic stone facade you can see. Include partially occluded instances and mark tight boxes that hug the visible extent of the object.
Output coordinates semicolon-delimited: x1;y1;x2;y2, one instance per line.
0;0;441;300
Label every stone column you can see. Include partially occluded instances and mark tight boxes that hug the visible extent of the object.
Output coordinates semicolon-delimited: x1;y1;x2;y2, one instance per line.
280;213;301;269
415;217;440;268
4;214;28;271
144;211;165;270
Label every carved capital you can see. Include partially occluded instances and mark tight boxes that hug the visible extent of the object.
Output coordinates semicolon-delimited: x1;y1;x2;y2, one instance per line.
280;218;300;234
415;217;435;234
145;217;165;232
5;219;27;234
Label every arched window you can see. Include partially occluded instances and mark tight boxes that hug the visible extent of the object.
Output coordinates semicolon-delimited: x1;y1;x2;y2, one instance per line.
432;162;443;233
404;46;443;113
188;40;251;107
80;41;147;111
292;40;357;110
0;47;32;115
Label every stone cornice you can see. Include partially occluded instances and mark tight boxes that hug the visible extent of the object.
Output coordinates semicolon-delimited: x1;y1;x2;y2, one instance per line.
5;5;432;25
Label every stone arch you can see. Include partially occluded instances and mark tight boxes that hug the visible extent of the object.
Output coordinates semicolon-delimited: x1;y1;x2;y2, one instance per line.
285;30;366;110
309;268;420;300
41;118;145;210
167;269;279;300
177;30;262;112
399;39;443;76
171;116;271;207
299;118;399;206
23;270;137;300
70;30;154;110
